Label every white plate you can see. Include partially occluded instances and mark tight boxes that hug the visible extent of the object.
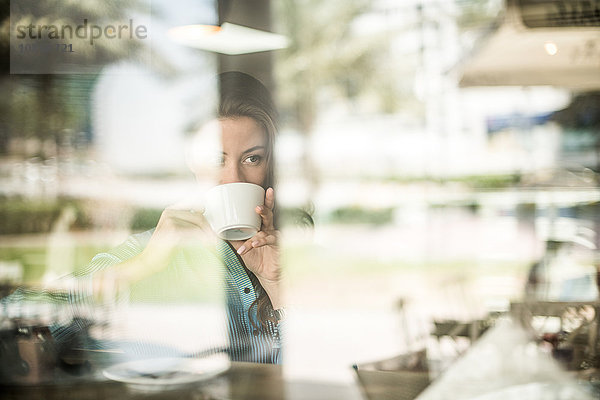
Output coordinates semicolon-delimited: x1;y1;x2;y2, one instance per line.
102;355;229;390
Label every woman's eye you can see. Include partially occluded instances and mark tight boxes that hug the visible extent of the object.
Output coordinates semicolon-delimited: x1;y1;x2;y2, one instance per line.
243;155;262;165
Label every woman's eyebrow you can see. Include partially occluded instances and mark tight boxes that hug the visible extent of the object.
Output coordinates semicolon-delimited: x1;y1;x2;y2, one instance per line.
242;146;265;154
221;146;265;156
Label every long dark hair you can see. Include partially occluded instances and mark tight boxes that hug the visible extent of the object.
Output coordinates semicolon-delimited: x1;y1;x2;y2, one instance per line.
218;71;277;193
218;71;278;329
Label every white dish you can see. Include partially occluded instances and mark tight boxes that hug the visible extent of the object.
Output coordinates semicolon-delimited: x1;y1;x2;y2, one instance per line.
102;354;229;390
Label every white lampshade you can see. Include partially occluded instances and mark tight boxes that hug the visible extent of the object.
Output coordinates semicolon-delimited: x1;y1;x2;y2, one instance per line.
167;22;289;55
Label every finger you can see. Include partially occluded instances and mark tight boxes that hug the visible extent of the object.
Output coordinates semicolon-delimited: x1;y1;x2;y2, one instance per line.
237;231;266;255
250;233;277;249
237;233;278;255
265;187;275;210
256;204;275;231
256;188;275;230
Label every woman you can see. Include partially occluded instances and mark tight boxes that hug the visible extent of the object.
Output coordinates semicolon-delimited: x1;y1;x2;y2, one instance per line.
69;71;284;364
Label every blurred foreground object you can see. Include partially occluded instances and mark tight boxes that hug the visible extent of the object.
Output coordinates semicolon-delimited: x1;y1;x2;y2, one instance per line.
512;300;600;379
354;350;430;400
416;318;596;400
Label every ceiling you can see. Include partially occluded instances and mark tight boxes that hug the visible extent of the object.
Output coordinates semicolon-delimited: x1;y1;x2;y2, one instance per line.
459;0;600;90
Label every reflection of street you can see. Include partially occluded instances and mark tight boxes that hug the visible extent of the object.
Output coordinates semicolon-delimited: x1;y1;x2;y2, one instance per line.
0;158;203;209
279;213;598;382
280;224;525;382
310;217;540;262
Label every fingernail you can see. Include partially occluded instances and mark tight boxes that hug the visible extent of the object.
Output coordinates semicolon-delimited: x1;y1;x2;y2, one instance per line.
237;245;246;254
251;241;258;247
256;206;262;212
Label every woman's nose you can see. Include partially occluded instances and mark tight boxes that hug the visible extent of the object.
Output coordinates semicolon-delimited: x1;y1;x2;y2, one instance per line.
220;163;244;184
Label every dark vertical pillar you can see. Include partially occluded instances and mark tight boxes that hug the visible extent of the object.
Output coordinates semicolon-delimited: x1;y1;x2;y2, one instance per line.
217;0;274;93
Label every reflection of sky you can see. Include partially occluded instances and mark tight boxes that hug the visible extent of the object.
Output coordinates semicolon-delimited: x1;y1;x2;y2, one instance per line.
93;0;217;174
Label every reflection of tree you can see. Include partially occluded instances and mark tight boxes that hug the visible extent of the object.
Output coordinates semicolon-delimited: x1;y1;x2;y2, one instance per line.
274;0;398;192
457;0;503;30
0;74;98;158
0;0;170;159
273;0;504;192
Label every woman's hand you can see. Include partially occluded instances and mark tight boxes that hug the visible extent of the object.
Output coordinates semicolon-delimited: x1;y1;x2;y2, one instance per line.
235;188;283;308
114;207;214;287
143;208;214;269
236;188;279;281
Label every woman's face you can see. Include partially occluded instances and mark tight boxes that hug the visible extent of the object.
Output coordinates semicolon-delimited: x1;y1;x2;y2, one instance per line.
218;116;268;187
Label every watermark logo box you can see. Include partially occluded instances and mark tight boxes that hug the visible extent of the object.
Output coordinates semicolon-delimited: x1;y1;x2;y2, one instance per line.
10;0;151;74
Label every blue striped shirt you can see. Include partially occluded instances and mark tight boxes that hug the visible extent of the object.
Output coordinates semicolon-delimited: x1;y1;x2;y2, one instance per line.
217;240;282;364
16;230;283;364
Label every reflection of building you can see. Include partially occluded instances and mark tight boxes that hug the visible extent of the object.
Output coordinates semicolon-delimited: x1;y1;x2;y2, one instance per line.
283;0;574;183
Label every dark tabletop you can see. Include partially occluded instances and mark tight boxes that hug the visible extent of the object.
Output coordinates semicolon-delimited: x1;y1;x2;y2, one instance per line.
1;362;377;400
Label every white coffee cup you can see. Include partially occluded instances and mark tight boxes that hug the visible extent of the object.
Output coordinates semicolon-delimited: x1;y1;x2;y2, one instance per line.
203;182;265;241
